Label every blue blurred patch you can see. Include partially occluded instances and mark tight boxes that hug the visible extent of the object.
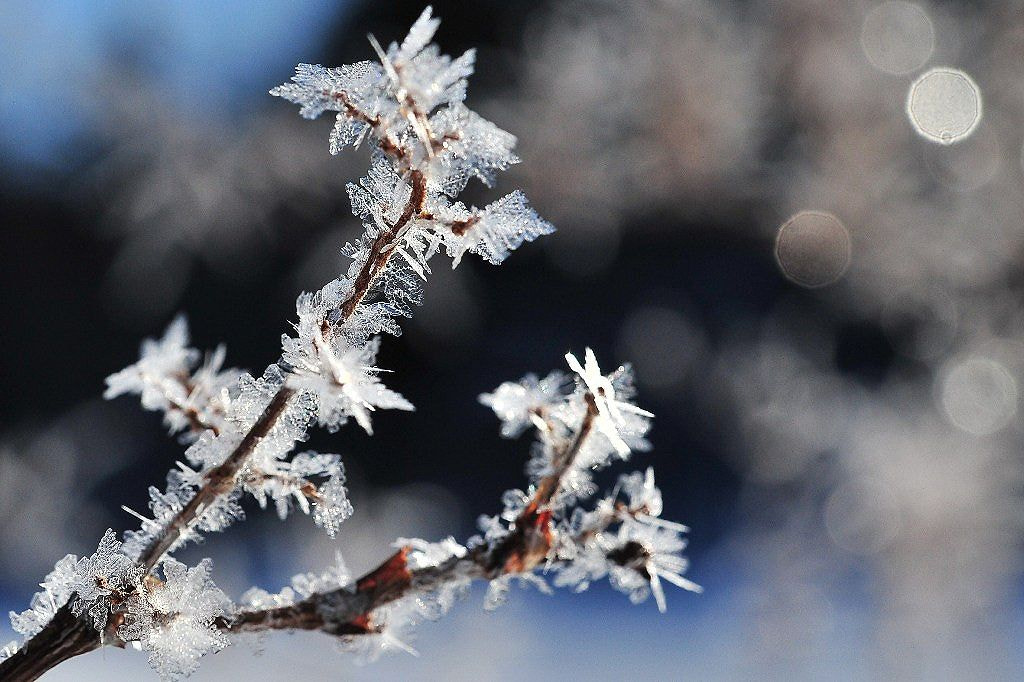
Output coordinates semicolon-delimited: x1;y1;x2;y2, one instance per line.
0;0;350;170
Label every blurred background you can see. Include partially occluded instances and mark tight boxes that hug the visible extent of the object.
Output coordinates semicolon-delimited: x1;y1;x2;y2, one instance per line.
2;0;1024;679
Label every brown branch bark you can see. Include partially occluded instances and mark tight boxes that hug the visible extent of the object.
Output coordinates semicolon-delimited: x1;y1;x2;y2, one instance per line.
224;547;425;635
164;374;223;437
0;605;100;682
324;89;410;165
526;394;599;512
482;394;599;576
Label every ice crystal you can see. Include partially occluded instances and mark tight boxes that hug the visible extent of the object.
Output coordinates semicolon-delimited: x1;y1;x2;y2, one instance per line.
349;178;406;255
9;554;79;639
466;191;554;265
291;557;353;598
474;513;511;545
105;316;241;440
499;488;530;521
269;61;386;155
69;529;145;632
481;350;653;512
311;467;355;536
484;573;552;611
616;467;688;532
476;354;696;614
347;158;413;231
552;542;610;594
103;0;558;599
419;578;472;623
120;466;245;560
6;8;583;677
338;574;472;662
269;62;383;121
127;558;231;680
427;105;520;196
224;365;293;435
105;316;194;403
554;515;700;614
283;333;414;435
614;519;701;612
179;364;315;472
272;3;551;274
376;7;475;147
9;532;145;645
344;259;425;344
566;348;654;457
337;598;421;663
240;450;352;535
239;552;352;612
480;370;567;438
270;6;478;165
397;536;467;570
118;359;326;557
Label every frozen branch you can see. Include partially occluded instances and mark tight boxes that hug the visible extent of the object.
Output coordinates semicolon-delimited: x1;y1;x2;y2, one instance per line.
135;169;428;573
0;8;692;681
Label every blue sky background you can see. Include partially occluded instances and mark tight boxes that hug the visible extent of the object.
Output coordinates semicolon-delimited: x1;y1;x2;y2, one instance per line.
0;0;344;172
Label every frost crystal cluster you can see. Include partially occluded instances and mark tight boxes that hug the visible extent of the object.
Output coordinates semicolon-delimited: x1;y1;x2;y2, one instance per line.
104;315;240;441
120;559;232;680
476;350;699;613
9;531;142;639
2;8;694;681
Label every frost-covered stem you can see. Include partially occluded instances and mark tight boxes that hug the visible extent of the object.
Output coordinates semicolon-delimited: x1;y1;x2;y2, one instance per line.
327;90;410;167
0;170;431;682
222;551;479;636
484;396;599;575
4;12;575;677
336;170;426;324
138;170;428;573
528;394;599;512
2;130;441;681
224;548;428;634
4;384;307;678
0;605;100;682
138;386;297;571
222;507;643;643
244;469;321;502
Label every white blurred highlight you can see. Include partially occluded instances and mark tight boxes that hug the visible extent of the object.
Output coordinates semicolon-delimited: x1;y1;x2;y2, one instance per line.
938;355;1018;435
906;67;982;145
